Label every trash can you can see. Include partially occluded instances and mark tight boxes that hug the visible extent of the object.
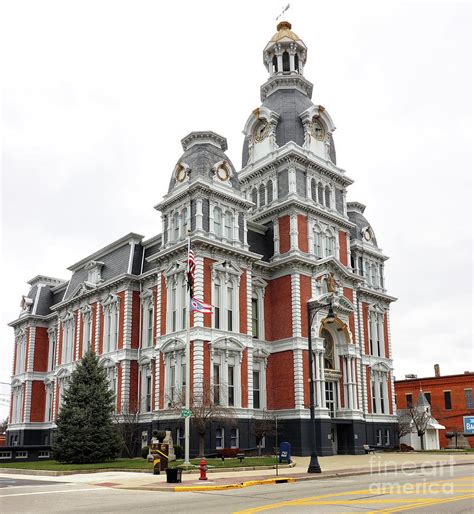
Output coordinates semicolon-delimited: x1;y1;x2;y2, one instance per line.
166;467;182;483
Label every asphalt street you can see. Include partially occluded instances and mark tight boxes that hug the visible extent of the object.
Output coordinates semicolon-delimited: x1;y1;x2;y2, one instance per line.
0;465;472;513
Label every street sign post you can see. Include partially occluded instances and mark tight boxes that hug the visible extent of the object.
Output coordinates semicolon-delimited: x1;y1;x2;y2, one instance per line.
181;409;192;418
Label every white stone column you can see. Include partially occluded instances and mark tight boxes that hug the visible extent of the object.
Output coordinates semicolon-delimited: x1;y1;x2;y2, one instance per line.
233;211;239;244
246;270;252;336
121;360;131;413
94;304;101;353
319;352;326;410
27;326;36;372
288;166;297;195
291;273;301;337
247;349;254;408
293;349;304;409
193;340;204;399
273;219;280;256
272;179;278;202
308;218;315;256
243;217;249;248
352;357;358;410
289;213;298;250
194;256;204;327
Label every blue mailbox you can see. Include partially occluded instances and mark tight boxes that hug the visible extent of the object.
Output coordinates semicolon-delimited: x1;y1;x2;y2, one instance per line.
278;441;291;464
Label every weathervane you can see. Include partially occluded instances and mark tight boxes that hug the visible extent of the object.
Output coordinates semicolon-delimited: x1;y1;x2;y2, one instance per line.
276;3;290;21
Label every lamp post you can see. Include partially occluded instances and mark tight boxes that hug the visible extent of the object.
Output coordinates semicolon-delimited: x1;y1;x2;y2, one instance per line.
307;298;335;473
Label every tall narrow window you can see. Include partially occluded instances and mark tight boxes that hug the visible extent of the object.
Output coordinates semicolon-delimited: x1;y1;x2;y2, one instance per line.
406;393;413;407
294;53;299;73
230;428;239;448
325;382;336;417
173;212;180;241
253;370;261;409
424;392;431;405
314;229;322;257
444;391;452;410
47;331;56;371
272;55;278;73
369;316;374;355
147;305;154;347
227;286;233;331
214;279;221;329
380;381;385;413
228;365;235;406
171;283;177;332
359;257;364;276
259;184;265;207
182;207;188;236
181;363;186;398
252;298;259;338
170;365;176;402
318;183;324;204
282;51;290;72
146;376;152;412
214;207;222;237
213;364;221;405
311;178;316;201
225;211;233;240
216;428;224;449
112;306;118;351
251;188;258;206
266;180;273;203
376;317;381;356
181;278;187;330
372;380;377;413
325;186;331;208
465;389;473;409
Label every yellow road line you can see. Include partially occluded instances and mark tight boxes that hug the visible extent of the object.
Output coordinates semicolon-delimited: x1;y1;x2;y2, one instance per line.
365;493;474;513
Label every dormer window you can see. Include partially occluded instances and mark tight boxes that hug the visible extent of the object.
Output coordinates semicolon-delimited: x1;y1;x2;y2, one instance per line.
85;260;104;285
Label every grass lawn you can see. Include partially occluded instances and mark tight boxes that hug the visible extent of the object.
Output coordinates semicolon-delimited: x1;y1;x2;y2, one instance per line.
0;456;278;472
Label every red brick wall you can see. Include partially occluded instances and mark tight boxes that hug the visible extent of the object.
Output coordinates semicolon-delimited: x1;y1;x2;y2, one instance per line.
338;231;348;266
343;288;355;340
241;349;248;408
297;215;308;253
362;303;369;354
118;291;125;349
279;215;291;254
266;351;294;409
264;275;292;341
300;275;312;338
30;381;45;422
160;274;167;335
33;327;49;372
203;258;215;328
395;374;474;448
203;342;211;394
239;271;247;334
159;353;165;409
131;291;140;349
129;361;138;412
302;349;309;408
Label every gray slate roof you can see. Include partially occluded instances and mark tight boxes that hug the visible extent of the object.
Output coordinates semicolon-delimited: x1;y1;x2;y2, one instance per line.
242;88;337;167
347;202;379;247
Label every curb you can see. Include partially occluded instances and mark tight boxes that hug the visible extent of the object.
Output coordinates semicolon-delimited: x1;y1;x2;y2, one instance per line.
121;460;474;493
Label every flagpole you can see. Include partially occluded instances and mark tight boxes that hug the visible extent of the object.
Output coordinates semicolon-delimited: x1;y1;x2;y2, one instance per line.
184;233;191;467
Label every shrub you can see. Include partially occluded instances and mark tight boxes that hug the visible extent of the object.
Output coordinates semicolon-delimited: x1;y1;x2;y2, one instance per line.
141;446;150;459
174;444;184;459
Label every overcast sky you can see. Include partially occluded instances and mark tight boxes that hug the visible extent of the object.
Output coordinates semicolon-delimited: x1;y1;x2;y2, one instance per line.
0;1;472;420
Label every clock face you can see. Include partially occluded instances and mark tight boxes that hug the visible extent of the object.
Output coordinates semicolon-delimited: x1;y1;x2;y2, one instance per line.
253;120;269;143
363;229;371;241
310;119;325;141
175;164;186;182
216;165;229;181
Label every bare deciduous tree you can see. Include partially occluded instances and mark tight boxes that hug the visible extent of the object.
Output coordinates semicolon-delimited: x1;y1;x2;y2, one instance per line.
170;383;236;457
251;410;276;456
114;405;141;458
396;410;413;450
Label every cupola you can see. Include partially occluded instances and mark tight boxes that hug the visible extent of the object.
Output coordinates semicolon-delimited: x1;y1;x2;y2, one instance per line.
263;21;307;76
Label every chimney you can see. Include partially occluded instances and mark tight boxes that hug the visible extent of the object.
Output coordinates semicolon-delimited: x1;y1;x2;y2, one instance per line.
434;364;440;377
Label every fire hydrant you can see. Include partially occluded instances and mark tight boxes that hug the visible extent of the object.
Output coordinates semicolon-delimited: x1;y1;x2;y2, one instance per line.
199;458;208;481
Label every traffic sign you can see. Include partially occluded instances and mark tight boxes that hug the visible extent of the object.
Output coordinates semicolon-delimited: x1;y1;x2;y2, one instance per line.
181;409;192;418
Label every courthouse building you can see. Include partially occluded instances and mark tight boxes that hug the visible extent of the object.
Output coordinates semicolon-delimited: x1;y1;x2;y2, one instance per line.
7;22;397;455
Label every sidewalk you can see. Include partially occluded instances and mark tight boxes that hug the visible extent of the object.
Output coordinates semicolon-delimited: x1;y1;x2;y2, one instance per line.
1;453;473;493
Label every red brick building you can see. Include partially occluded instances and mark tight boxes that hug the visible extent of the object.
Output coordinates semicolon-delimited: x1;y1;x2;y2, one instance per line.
395;369;474;448
7;22;397;456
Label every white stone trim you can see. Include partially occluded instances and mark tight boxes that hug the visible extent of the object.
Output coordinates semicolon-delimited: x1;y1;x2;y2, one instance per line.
246;270;252;336
293;349;304;409
27;326;36;373
94;303;101;354
123;290;132;350
193;340;204;399
291;273;301;337
194;256;204;327
121;360;131;413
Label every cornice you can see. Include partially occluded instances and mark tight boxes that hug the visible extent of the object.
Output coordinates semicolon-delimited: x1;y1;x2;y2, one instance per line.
358;287;397;303
350;240;389;261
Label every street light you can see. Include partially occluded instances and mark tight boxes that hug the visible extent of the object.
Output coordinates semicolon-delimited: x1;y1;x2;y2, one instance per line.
307;298;335;473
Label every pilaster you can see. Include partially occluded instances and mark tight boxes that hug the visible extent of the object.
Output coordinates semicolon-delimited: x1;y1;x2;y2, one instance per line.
291;273;301;337
293;349;304;409
123;290;132;349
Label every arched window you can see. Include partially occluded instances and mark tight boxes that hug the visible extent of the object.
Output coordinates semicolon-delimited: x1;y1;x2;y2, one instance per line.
214;207;222;237
322;328;335;369
317;183;324;204
294;53;299;73
282;51;290;72
266;180;273;203
224;211;233;240
181;207;188;236
272;55;278;73
251;188;258;206
259;184;266;207
325;186;331;208
173;212;180;240
311;178;317;201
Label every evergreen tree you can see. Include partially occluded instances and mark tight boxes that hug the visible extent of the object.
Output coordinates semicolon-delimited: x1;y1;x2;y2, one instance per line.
53;351;120;463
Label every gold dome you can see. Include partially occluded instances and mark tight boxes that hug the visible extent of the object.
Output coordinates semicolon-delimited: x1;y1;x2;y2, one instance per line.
271;21;301;43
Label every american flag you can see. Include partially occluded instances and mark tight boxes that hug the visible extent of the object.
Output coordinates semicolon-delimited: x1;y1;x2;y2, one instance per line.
187;245;195;297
